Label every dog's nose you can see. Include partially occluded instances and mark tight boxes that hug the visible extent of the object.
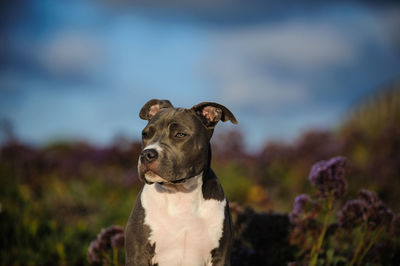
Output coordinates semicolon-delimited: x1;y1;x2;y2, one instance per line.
140;149;158;163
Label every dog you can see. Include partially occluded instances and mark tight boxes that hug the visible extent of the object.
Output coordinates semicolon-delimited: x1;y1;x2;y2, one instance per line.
125;99;237;266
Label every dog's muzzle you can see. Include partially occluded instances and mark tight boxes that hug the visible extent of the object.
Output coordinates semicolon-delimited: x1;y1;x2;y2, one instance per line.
140;149;158;164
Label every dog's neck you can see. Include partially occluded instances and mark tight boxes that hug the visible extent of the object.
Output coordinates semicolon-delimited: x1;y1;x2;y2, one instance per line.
153;172;203;194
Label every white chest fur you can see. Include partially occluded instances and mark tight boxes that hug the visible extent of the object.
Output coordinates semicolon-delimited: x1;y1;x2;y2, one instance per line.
141;174;226;266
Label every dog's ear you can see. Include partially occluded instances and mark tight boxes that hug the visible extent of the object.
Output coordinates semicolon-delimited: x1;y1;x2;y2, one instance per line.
191;102;238;129
139;99;173;121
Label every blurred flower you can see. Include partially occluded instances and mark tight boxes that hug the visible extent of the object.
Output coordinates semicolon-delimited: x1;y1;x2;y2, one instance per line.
289;194;311;223
357;189;394;230
308;156;348;198
337;199;367;229
97;225;124;250
230;201;245;217
87;225;124;265
303;216;321;237
366;204;393;230
358;189;379;205
87;240;101;265
390;214;400;238
289;216;321;247
111;233;125;249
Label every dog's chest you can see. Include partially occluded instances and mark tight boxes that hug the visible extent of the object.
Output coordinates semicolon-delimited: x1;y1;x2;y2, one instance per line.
141;177;226;266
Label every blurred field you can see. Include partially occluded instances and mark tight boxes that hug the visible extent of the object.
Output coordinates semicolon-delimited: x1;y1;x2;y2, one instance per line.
1;82;400;265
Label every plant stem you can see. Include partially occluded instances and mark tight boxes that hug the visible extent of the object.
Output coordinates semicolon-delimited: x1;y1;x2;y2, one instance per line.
349;224;368;266
356;227;384;266
103;252;112;266
113;247;118;266
309;197;334;266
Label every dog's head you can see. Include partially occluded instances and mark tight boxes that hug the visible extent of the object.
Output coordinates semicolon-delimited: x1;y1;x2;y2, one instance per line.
137;99;237;184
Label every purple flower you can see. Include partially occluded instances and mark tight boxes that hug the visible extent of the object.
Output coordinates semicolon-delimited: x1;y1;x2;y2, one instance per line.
289;216;321;247
391;214;400;238
289;194;311;223
87;225;125;265
229;201;245;216
358;189;394;230
111;232;125;249
303;216;321;236
87;240;101;265
337;199;367;229
365;203;394;230
359;189;379;205
309;156;348;198
97;225;124;250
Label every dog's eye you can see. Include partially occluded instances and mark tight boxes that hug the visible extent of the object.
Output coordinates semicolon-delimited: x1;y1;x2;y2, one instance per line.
175;132;187;138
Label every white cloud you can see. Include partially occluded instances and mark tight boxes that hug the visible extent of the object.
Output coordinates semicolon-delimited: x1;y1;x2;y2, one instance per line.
209;57;309;107
215;22;356;69
204;6;400;115
38;30;104;76
205;19;360;109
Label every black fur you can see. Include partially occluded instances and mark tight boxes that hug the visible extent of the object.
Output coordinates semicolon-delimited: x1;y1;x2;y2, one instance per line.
126;100;237;265
125;193;156;266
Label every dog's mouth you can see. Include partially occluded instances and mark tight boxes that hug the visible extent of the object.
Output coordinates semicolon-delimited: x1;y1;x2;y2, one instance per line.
143;170;168;184
139;160;194;185
143;169;193;185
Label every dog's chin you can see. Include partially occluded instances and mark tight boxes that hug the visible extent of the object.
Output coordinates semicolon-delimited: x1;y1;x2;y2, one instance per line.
143;171;167;184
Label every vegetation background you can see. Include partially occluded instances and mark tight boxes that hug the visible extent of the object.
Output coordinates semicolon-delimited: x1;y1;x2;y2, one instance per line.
1;83;399;265
1;0;400;265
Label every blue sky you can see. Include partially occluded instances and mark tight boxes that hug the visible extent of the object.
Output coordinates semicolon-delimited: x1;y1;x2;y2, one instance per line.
1;0;400;149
